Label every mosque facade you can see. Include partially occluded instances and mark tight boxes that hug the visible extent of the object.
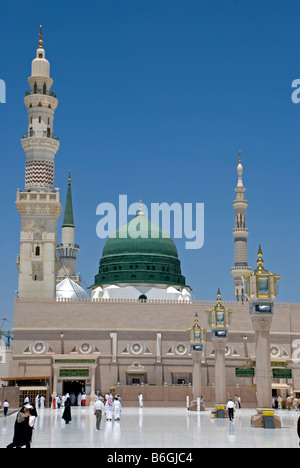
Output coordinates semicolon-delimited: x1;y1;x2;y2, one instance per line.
2;30;300;408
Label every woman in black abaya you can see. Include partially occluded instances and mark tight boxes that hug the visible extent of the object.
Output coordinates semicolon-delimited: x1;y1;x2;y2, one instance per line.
62;396;72;424
7;405;32;448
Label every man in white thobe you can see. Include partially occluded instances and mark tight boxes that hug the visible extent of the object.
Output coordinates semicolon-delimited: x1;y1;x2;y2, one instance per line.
114;397;121;420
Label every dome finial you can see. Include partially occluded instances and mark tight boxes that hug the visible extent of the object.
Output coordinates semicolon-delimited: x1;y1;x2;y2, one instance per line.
237;149;244;187
38;25;44;49
68;170;71;185
137;199;144;216
257;244;264;268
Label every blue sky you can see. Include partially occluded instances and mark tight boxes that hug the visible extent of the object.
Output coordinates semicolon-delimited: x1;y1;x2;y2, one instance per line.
0;0;299;328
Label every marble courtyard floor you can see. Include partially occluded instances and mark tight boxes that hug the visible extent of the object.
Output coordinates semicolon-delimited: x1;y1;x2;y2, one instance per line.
0;406;299;448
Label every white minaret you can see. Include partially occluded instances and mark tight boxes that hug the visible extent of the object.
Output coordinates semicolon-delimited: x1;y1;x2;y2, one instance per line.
231;151;252;302
16;27;62;299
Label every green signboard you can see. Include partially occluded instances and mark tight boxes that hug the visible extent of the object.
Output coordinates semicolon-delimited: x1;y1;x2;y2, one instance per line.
59;368;90;378
235;368;255;378
272;368;292;379
55;359;96;364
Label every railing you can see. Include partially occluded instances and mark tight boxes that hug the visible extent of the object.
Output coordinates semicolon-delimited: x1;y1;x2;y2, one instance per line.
14;296;300;307
25;89;57;98
22;130;59;141
57;243;80;249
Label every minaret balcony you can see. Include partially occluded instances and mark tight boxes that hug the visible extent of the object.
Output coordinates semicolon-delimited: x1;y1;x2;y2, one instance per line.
22;130;59;141
232;228;249;238
25;89;57;99
233;200;248;208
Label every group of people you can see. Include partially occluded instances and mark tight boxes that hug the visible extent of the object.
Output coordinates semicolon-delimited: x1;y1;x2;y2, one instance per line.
4;390;128;446
52;392;87;409
93;393;122;430
273;395;300;410
54;393;86;424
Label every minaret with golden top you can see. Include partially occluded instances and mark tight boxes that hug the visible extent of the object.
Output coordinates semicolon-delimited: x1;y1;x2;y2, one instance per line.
16;27;62;299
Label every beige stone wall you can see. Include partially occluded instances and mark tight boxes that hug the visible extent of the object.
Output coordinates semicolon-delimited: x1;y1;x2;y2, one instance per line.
5;298;300;403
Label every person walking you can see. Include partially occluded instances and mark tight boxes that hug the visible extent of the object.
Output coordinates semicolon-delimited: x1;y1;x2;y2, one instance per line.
138;393;144;408
94;398;105;430
278;395;283;409
7;405;32;448
226;398;235;422
105;396;114;421
3;400;9;417
62;396;72;424
40;395;45;409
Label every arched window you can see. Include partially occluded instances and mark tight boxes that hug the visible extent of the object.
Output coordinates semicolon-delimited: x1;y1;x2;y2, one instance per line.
35;246;40;256
138;294;147;302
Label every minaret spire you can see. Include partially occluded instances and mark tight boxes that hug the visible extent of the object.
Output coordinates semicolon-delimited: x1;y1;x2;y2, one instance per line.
231;150;252;302
62;171;74;228
57;173;80;285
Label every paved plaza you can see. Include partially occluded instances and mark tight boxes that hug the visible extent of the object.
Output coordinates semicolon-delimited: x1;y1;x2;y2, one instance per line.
0;406;299;448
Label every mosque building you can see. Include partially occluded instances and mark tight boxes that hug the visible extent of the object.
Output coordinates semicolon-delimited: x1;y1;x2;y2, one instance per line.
1;29;300;408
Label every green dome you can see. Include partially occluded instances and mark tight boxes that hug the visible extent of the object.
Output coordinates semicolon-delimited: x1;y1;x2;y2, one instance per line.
92;214;187;289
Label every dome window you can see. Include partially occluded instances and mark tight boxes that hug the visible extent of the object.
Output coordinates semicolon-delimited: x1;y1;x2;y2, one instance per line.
138;294;147;302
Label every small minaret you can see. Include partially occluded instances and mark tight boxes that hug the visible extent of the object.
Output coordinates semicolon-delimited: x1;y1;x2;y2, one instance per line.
57;172;80;284
16;27;62;299
231;151;252;302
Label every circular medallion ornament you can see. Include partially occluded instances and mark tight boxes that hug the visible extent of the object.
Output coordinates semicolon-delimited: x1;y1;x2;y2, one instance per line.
270;345;280;358
176;344;187;355
131;343;142;354
79;343;92;354
33;342;46;354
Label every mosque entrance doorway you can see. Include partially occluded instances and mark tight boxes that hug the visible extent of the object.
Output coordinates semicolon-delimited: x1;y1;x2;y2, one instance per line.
63;379;86;395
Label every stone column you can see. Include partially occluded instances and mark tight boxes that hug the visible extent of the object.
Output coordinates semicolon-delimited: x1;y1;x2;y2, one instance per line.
110;333;117;363
52;365;58;400
251;314;273;409
89;365;96;405
191;350;202;400
212;337;227;405
156;333;162;363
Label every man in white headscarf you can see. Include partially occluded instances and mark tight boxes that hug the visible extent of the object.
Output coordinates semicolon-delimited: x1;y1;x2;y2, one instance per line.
105;396;114;421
